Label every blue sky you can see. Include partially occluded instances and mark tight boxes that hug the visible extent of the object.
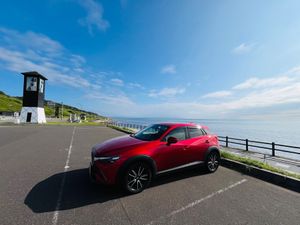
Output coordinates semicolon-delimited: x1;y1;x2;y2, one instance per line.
1;0;300;119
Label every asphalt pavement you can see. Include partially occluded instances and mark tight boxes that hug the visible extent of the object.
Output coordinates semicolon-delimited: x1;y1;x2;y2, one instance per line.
0;125;299;225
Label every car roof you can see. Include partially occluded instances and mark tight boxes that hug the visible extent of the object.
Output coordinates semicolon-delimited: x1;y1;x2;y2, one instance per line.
156;122;206;129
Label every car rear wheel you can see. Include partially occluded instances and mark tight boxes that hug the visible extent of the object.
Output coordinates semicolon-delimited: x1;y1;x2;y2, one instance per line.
205;151;220;173
123;162;152;194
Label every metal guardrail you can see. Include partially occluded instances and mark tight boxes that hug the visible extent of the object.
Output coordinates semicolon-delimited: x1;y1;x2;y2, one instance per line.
108;122;300;157
218;136;300;157
108;121;147;131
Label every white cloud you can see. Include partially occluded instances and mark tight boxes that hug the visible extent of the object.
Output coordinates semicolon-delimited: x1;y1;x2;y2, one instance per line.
103;68;300;118
199;70;300;115
286;66;300;75
149;87;185;98
161;64;176;74
233;76;294;90
78;0;109;34
202;90;232;98
128;82;144;89
219;83;300;111
0;27;98;89
0;27;63;55
203;71;300;116
232;43;255;55
70;54;86;67
110;78;124;86
85;92;134;105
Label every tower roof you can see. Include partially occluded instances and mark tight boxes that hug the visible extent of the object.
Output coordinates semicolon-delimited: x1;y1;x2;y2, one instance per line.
21;71;48;80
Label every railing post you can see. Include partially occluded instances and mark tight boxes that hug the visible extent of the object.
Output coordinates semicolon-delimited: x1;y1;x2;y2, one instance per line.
246;139;248;151
272;142;275;156
226;136;228;147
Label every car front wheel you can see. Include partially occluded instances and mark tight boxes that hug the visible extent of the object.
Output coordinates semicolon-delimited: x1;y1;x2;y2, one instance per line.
205;151;220;173
123;162;152;194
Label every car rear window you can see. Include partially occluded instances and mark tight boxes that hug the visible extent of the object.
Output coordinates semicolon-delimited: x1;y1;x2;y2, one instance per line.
188;127;205;138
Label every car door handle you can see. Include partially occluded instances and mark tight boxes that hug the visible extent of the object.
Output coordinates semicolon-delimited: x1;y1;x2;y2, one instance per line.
183;145;189;150
205;140;210;144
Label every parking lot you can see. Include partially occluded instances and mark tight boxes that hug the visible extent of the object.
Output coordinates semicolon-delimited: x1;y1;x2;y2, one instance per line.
0;125;299;225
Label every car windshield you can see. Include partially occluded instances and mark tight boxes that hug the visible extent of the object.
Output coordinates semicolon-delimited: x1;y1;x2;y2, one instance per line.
133;124;169;141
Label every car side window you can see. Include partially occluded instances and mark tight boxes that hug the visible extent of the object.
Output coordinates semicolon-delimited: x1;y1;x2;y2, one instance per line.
162;127;187;142
188;127;205;138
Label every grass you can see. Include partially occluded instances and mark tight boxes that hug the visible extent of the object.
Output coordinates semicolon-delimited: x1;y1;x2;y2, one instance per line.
0;93;22;112
221;151;300;180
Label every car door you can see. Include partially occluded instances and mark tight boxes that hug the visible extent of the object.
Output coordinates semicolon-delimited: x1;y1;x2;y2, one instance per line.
154;127;190;172
185;127;210;162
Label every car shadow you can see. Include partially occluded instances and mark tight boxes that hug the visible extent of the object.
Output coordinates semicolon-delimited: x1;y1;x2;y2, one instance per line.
24;166;208;213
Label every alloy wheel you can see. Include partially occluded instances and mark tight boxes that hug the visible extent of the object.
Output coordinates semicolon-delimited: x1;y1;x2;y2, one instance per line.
207;152;219;172
126;163;151;193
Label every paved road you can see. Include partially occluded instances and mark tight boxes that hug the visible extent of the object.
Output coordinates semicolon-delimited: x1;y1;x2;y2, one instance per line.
0;125;299;225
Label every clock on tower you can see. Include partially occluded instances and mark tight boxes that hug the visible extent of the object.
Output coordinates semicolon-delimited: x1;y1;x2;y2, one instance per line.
19;71;47;123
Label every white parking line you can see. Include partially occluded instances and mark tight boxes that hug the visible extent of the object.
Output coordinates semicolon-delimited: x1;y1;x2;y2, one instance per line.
52;126;76;225
145;179;247;225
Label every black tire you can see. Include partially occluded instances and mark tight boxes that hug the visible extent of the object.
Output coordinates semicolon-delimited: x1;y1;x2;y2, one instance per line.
122;161;152;194
205;151;220;173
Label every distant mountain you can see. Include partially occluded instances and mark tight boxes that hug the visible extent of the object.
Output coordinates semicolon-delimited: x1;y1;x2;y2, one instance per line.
0;90;106;119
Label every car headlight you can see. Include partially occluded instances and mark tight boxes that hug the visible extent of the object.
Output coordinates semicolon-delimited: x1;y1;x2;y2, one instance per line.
94;156;120;163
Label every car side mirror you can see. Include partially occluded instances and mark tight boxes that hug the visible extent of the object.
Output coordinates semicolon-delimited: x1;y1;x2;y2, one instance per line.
167;136;178;145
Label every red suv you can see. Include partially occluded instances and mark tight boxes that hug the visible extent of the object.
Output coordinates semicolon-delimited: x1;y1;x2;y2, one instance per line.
89;123;220;194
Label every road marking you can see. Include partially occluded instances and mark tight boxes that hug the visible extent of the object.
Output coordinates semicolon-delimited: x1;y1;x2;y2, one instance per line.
52;126;76;225
145;179;247;225
275;163;290;168
119;198;134;225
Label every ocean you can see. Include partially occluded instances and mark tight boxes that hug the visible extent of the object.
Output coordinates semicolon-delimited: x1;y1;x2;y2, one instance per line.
112;117;300;160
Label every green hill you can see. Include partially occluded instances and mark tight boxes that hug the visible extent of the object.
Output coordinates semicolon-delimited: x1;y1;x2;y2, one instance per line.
0;91;106;120
0;91;23;112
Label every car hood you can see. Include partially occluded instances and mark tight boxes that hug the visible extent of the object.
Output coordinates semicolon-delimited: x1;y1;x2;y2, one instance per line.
93;135;146;155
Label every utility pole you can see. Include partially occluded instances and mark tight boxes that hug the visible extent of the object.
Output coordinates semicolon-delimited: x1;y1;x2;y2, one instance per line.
61;102;63;120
